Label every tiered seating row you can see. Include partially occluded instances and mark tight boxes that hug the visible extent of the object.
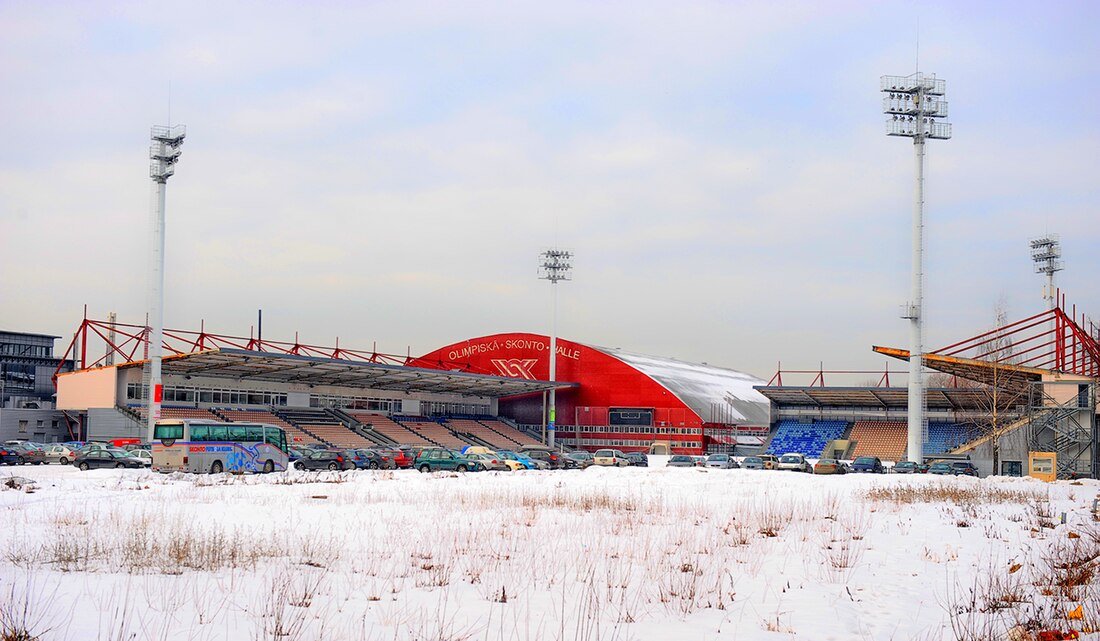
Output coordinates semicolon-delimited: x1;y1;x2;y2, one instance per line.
766;420;849;457
478;418;541;446
301;424;374;448
403;421;470;448
849;421;907;462
159;407;220;420
346;412;433;446
445;419;517;449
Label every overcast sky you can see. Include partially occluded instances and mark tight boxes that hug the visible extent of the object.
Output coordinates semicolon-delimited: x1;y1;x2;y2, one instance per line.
1;1;1097;382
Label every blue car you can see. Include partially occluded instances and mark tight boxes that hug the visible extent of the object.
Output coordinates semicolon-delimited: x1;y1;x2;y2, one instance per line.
497;450;539;470
850;456;884;473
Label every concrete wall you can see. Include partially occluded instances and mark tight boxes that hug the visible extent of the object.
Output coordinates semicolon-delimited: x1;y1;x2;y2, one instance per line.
86;407;144;441
0;408;71;443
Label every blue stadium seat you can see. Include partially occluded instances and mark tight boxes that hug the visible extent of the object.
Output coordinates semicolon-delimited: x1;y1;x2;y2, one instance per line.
924;423;973;455
766;420;849;457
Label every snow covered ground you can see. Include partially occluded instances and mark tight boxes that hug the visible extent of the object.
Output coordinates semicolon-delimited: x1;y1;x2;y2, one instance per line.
0;461;1097;641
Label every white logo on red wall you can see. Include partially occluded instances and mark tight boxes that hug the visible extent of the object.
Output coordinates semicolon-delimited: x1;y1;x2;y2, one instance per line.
491;358;539;380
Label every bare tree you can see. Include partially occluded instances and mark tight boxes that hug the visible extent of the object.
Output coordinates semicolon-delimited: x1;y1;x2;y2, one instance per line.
966;300;1028;474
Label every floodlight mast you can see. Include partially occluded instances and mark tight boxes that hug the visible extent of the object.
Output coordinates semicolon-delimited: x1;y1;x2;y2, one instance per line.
147;125;186;440
538;249;573;449
881;72;951;466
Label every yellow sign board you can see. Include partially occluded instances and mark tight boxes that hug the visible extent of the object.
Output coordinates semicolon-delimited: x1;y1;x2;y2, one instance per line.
1028;451;1057;482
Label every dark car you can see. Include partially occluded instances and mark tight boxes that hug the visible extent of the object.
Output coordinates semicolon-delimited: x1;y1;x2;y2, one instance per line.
73;449;145;471
287;446;309;462
666;454;696;468
0;445;25;465
563;451;593;469
950;461;979;477
414;448;484;473
928;461;953;475
355;449;396;470
625;452;649;467
892;461;928;474
518;447;564;469
7;443;46;465
293;450;354;471
850;456;885;474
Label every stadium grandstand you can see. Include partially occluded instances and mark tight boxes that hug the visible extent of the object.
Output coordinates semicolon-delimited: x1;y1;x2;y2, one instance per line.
54;319;771;455
48;288;1100;477
752;292;1099;479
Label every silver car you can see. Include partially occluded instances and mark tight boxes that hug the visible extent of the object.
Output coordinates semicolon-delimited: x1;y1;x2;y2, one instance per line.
42;445;78;465
704;453;739;469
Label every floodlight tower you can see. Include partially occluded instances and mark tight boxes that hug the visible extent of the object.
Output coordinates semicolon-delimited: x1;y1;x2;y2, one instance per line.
538;249;572;449
1030;235;1063;311
147;124;186;440
881;72;952;465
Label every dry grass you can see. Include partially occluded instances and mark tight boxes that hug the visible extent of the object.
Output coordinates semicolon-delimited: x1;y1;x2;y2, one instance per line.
863;483;1044;506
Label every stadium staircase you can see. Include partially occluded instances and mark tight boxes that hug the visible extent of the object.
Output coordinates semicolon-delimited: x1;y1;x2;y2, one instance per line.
273;408;376;449
947;417;1027;455
328;408;399;447
395;416;472;449
444;418;522;449
765;420;850;457
346;412;437;446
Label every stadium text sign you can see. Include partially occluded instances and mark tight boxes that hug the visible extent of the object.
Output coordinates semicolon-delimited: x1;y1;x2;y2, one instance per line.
447;338;580;362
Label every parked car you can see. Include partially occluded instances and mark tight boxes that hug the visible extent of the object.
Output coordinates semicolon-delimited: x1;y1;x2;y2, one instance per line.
497;450;539;470
414;448;484;473
593;449;630;467
928;461;953;475
294;450;354;471
74;449;146;470
625;452;649;467
743;454;780;470
692;455;707;466
813;458;848;475
287;446;309;462
357;449;398;470
563;451;594;469
378;448;413;469
850;456;885;474
469;452;511;472
705;453;739;469
42;445;78;465
666;454;697;468
892;461;928;474
0;445;26;465
8;443;46;465
519;447;564;469
128;450;153;467
950;461;979;477
777;453;812;473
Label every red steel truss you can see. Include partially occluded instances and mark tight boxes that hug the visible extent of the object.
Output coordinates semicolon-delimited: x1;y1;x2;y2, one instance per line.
932;290;1099;377
53;309;494;386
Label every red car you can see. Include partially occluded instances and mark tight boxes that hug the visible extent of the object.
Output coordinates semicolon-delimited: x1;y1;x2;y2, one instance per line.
381;448;413;469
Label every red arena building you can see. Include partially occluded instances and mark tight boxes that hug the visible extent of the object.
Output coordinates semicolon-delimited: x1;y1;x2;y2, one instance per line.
412;333;771;454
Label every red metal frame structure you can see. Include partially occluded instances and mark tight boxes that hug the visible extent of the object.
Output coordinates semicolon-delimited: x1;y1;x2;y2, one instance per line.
766;291;1099;386
52;309;494;386
931;290;1099;377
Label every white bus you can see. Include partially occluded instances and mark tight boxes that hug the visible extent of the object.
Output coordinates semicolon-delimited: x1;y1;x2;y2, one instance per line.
152;420;289;474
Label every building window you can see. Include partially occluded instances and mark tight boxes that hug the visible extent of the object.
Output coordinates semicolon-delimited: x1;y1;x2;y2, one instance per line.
18;420;27;433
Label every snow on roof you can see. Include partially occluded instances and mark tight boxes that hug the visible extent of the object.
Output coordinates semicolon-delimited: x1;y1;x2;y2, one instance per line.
588;346;771;425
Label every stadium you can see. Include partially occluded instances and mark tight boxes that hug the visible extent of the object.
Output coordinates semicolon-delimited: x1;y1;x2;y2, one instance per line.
44;285;1098;480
